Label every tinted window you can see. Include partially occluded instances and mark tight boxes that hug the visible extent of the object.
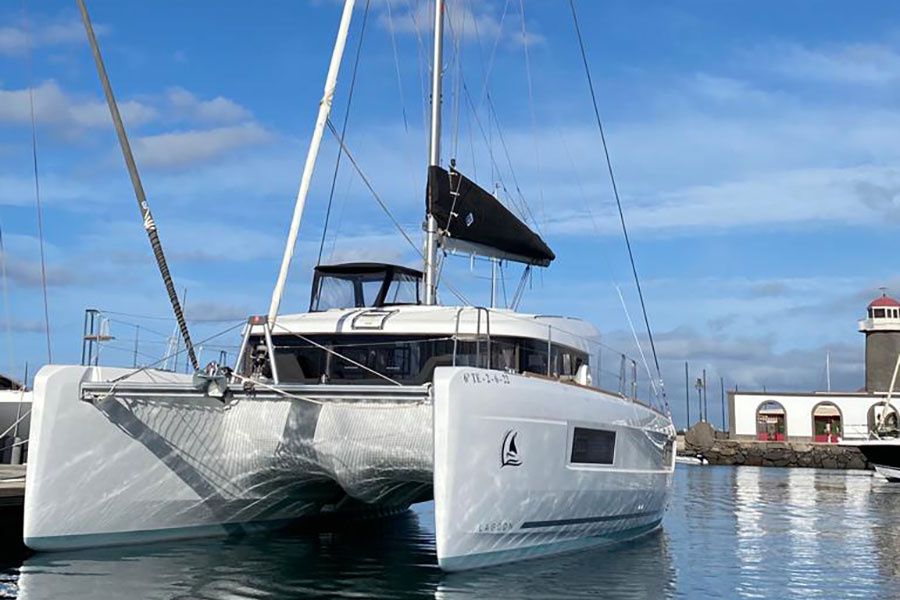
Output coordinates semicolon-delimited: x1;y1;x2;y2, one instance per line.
571;427;616;464
252;334;589;385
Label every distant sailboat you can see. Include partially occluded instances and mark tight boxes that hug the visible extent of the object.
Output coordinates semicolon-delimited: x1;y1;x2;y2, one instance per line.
22;0;675;570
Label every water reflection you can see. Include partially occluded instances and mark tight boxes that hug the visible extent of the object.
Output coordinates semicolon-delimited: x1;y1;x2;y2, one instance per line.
9;466;900;599
436;530;675;599
14;506;676;599
869;477;900;583
17;512;440;600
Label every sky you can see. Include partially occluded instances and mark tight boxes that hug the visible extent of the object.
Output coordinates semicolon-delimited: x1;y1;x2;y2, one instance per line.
1;0;899;428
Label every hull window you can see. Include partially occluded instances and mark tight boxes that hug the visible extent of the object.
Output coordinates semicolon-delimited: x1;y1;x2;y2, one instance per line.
571;427;616;465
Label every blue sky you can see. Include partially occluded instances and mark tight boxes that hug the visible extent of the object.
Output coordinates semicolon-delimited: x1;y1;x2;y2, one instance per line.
2;0;900;426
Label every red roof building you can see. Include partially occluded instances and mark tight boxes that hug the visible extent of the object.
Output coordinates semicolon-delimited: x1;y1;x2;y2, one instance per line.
869;295;900;309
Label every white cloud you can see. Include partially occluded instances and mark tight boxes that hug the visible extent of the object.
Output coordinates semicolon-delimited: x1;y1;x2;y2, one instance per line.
689;73;777;106
0;80;157;133
766;41;900;85
132;123;274;168
0;251;88;288
376;0;539;47
166;87;252;124
0;16;107;56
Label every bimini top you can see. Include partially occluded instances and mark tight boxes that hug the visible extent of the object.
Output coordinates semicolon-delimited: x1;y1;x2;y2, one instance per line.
310;262;423;311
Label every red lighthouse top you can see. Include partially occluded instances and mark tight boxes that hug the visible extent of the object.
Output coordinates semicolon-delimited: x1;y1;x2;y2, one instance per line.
869;295;900;309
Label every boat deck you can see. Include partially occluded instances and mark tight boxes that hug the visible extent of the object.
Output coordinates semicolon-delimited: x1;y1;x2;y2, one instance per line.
0;465;25;507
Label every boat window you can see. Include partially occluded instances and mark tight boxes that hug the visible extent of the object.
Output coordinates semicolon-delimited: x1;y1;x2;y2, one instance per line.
314;276;357;311
250;334;589;385
361;278;384;306
570;427;616;465
550;345;585;378
519;338;549;375
383;273;420;306
491;339;518;372
310;265;423;311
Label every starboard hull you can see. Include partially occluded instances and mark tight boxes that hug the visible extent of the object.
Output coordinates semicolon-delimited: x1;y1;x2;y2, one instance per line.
432;367;675;570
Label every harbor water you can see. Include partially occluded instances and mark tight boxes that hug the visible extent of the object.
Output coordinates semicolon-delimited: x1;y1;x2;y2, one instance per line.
0;464;896;599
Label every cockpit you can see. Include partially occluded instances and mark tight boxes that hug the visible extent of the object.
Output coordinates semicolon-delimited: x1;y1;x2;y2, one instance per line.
309;263;423;311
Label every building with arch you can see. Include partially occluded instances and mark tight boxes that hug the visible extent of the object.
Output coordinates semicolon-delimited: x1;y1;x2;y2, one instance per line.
729;294;900;442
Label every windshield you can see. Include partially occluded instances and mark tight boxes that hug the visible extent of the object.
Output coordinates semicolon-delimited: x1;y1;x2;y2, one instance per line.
310;266;422;311
383;273;420;305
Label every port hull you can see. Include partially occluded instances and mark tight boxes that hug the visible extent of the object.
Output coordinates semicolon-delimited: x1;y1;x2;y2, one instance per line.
23;366;432;550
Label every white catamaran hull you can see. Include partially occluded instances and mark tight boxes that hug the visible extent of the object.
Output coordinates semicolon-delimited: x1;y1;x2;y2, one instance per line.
23;365;433;549
24;364;674;570
432;368;675;570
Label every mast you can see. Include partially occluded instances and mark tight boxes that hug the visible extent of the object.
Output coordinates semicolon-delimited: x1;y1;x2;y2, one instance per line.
268;0;356;325
77;0;198;371
424;0;444;305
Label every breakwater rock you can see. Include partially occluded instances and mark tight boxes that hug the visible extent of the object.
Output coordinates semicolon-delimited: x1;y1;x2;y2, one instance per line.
681;422;871;470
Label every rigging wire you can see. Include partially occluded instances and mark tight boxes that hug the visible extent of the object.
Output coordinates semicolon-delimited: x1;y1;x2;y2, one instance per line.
568;0;666;406
103;320;246;385
404;0;430;138
385;0;410;134
324;118;473;306
447;1;464;159
0;227;15;379
325;119;419;256
615;283;659;399
316;0;371;267
23;0;52;363
440;8;539;234
475;0;511;109
518;0;546;231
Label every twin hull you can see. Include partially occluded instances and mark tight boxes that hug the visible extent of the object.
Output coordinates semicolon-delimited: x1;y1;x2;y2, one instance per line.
24;365;675;570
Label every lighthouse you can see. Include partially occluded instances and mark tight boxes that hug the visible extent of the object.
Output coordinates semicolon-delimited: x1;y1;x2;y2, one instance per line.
859;293;900;392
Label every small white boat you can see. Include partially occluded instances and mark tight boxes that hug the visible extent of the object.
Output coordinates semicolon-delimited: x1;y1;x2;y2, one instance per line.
23;0;676;570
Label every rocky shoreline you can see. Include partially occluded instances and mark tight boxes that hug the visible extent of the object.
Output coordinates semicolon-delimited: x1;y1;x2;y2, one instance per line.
679;422;871;470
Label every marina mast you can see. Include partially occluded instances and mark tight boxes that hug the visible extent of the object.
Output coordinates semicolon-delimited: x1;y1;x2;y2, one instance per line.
424;0;444;305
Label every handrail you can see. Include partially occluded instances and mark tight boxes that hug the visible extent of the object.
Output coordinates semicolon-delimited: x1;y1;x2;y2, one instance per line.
453;306;493;369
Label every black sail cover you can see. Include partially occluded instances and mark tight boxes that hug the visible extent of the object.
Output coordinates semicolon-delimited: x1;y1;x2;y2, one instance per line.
427;166;555;266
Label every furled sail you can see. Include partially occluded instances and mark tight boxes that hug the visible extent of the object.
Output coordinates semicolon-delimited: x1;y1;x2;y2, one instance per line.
427;166;555;266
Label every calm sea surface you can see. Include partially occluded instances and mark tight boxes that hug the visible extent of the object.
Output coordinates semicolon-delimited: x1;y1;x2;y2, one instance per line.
1;465;898;599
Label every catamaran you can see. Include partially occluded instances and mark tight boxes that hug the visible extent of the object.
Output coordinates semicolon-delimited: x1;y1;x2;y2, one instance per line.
23;0;676;570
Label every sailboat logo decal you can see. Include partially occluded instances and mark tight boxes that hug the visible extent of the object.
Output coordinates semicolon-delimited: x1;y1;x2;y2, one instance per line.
501;430;522;467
